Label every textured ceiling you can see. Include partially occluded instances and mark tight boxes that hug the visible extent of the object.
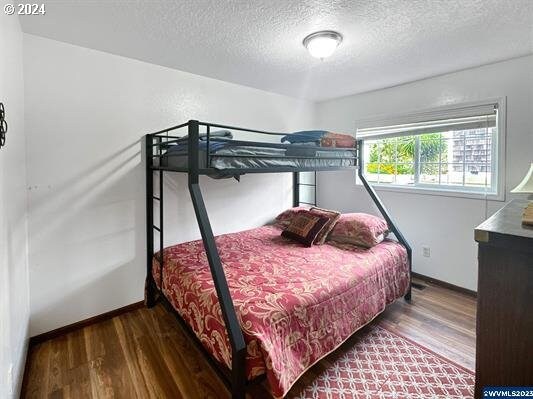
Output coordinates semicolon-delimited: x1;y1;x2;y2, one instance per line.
20;0;533;101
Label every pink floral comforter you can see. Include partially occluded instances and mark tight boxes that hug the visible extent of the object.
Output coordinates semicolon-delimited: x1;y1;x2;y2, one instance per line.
152;225;409;398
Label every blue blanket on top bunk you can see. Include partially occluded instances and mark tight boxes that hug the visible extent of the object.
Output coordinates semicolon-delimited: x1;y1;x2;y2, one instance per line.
167;139;230;153
280;130;327;144
166;130;232;153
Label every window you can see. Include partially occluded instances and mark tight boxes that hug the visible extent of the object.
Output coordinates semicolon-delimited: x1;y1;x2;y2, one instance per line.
357;101;503;198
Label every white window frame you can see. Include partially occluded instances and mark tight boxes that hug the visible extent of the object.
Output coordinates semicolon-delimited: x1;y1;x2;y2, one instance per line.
355;98;506;201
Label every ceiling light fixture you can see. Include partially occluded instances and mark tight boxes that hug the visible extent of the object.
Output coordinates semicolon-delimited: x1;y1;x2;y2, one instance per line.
303;30;343;59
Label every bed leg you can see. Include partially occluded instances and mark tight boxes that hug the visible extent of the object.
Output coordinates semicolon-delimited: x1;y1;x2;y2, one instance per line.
404;248;412;302
404;287;412;302
231;377;246;399
231;348;246;399
145;277;158;308
231;386;245;399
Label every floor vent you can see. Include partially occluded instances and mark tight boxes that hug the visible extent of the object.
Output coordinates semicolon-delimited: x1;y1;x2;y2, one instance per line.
412;282;427;290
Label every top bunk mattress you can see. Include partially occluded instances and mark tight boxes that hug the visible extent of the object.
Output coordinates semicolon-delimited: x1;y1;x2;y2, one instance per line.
152;224;409;398
155;142;356;173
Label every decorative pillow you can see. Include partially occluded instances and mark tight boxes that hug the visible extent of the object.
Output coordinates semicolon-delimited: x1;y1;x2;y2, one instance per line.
281;212;329;247
328;213;389;248
309;207;341;245
274;206;308;228
320;132;356;148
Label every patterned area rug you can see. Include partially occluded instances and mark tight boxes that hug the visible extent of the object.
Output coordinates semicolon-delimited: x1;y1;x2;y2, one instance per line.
288;324;474;399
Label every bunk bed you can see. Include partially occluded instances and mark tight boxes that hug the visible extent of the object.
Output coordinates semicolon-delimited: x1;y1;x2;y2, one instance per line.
145;120;412;399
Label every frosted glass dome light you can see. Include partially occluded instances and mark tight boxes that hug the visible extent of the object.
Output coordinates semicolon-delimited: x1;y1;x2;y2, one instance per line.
303;31;343;59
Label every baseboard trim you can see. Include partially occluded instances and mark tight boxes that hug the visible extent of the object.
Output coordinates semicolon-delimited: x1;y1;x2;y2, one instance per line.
29;301;145;347
412;272;477;298
26;276;474;347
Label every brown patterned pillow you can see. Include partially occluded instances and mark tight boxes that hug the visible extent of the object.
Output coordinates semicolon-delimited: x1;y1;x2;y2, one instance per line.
309;207;341;245
274;206;309;228
281;212;329;247
328;213;389;248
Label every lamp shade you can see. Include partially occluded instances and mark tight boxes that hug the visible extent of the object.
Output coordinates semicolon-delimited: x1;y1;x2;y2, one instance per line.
511;163;533;193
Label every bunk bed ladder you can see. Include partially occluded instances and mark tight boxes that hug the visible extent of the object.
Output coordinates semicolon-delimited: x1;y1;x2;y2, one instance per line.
293;171;317;207
145;135;166;307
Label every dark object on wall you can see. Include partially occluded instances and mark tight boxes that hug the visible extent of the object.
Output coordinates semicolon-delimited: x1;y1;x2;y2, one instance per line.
144;120;412;399
474;199;533;398
0;103;7;149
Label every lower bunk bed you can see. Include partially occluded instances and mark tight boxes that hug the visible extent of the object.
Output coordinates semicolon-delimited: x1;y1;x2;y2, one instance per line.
150;224;410;398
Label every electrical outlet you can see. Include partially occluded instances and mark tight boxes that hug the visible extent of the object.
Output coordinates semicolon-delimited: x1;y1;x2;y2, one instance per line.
422;246;431;258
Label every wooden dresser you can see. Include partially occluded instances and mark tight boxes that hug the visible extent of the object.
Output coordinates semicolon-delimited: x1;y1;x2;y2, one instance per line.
474;200;533;397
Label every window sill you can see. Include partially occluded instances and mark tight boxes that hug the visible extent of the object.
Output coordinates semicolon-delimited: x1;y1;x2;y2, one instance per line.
357;181;505;201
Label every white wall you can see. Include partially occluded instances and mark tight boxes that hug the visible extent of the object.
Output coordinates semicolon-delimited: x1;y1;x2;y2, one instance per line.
0;6;30;399
315;55;533;291
23;34;314;336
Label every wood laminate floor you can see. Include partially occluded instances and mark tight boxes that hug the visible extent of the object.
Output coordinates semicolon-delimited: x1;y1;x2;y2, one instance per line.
22;279;476;399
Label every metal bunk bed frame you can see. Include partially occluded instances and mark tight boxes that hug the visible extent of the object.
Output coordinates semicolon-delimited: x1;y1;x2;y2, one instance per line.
145;120;412;399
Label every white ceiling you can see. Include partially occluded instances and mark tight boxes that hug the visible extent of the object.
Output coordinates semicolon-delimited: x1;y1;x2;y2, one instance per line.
20;0;533;101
